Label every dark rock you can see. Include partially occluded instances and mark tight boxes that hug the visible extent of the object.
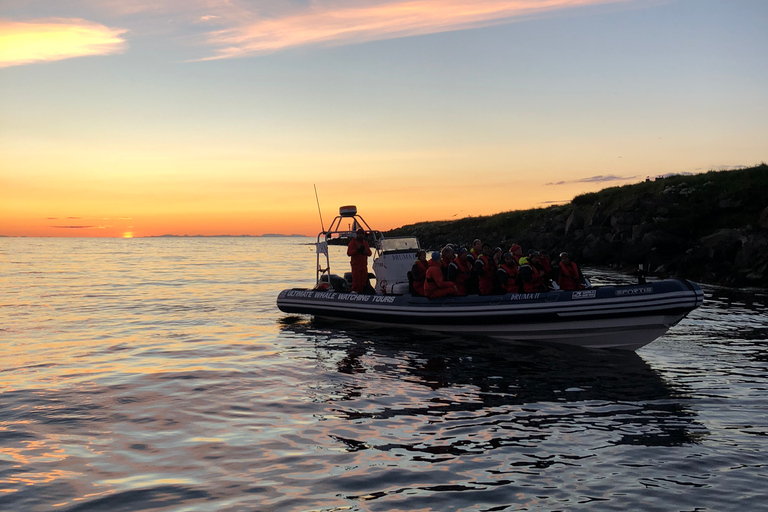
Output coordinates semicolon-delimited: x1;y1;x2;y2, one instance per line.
642;230;679;251
759;207;768;230
565;209;585;234
719;198;743;209
700;229;745;261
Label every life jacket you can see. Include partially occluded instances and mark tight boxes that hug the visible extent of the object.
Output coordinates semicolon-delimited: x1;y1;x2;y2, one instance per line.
347;239;371;268
558;260;582;291
449;258;472;295
424;260;456;297
476;254;496;295
520;263;545;293
411;260;428;295
454;258;471;283
497;263;520;293
440;256;453;279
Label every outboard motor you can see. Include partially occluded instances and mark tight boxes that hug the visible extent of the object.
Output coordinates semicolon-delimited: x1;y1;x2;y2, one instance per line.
314;274;349;292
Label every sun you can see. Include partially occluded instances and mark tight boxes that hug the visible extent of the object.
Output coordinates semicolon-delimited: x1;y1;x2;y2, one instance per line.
122;232;133;238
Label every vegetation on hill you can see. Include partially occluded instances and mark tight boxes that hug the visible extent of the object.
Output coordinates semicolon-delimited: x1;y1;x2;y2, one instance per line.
385;164;768;287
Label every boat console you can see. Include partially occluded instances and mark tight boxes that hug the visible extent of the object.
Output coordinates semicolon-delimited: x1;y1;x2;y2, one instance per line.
314;206;420;295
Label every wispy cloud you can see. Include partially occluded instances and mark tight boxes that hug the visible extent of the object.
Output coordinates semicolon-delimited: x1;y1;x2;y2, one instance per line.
546;174;638;185
197;0;632;60
0;18;127;68
0;0;633;63
52;225;110;229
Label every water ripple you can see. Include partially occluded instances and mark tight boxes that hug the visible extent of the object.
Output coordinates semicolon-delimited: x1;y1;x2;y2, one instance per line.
1;239;767;511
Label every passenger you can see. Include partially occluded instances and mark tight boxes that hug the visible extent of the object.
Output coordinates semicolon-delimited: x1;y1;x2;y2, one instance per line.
469;239;483;261
475;243;497;295
509;243;524;264
496;252;521;294
464;251;479;295
410;250;428;296
440;245;455;279
539;250;553;278
448;247;472;296
347;228;372;293
519;251;547;292
556;252;586;291
424;251;458;298
492;247;503;268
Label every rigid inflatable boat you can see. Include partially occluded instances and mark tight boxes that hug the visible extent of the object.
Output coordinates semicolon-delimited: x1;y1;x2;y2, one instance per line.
276;206;704;350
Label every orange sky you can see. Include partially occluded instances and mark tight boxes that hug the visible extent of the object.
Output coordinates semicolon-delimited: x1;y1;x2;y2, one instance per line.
2;0;766;237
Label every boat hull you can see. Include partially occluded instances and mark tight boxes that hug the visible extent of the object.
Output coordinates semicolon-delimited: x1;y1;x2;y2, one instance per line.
277;279;704;350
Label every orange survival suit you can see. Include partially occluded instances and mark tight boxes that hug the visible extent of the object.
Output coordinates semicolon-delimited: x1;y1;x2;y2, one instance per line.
558;260;583;291
347;233;372;293
424;259;457;298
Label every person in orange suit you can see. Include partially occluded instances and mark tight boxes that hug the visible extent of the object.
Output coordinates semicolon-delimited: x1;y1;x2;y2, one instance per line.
496;252;521;293
509;243;524;264
475;243;496;295
449;247;472;296
410;250;429;296
424;251;458;298
469;239;483;262
520;251;547;292
347;228;372;293
557;252;586;291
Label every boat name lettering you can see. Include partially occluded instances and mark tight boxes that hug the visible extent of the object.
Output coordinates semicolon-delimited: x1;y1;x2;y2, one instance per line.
388;254;414;261
286;290;397;303
615;287;653;296
572;290;597;299
335;293;373;302
287;290;318;298
508;293;540;300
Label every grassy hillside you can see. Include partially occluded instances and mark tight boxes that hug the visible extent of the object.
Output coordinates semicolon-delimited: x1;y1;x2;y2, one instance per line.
386;164;768;287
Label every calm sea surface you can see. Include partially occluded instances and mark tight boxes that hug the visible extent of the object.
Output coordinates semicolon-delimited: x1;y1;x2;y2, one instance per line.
1;237;767;512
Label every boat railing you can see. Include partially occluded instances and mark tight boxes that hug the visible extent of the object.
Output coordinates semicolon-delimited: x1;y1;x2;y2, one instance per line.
316;205;382;286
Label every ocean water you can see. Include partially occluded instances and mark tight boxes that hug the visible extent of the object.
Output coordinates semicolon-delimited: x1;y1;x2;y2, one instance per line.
1;237;767;512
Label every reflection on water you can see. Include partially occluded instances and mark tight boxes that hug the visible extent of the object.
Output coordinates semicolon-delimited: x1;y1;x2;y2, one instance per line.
1;239;767;511
282;321;705;450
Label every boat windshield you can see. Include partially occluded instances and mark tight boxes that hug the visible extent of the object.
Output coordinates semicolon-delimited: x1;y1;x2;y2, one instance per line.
379;237;419;252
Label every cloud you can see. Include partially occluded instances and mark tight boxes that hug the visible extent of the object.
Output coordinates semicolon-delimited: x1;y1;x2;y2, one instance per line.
52;225;109;229
546;174;638;185
0;18;127;68
577;174;639;183
197;0;632;60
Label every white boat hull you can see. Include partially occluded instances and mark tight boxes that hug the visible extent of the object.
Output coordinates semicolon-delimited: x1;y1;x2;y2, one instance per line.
277;279;704;351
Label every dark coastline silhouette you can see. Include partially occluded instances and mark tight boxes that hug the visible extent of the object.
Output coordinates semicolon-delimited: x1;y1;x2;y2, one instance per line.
386;164;768;288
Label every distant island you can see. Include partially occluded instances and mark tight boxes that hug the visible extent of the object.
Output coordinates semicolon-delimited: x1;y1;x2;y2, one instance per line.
386;164;768;288
145;234;308;238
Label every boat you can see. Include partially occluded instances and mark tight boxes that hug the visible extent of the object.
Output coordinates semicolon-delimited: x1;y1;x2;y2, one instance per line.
276;206;704;350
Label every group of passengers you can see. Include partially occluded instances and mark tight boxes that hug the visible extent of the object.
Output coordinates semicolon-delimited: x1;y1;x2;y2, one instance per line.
409;239;587;299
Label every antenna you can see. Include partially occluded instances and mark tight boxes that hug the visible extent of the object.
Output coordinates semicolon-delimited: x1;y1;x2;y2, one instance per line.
313;184;325;233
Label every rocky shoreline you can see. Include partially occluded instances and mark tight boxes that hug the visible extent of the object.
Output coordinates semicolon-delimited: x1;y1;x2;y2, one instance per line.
385;164;768;288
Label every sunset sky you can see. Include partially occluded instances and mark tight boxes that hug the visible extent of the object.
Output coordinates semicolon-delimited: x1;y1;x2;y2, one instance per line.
1;0;766;238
